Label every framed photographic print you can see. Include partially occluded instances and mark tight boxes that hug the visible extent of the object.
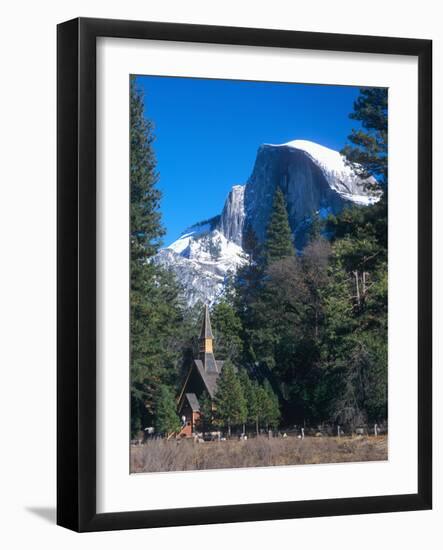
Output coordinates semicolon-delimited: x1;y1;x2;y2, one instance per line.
57;17;432;532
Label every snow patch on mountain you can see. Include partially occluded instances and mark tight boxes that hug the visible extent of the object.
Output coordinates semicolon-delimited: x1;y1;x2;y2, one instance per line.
168;221;213;255
154;229;246;306
271;140;353;176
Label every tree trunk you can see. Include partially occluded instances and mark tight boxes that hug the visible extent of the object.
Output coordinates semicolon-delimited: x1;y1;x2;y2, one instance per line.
362;271;368;302
354;270;360;307
256;417;259;436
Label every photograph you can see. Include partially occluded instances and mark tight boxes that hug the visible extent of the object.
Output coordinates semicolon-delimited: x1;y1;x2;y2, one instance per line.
129;74;388;473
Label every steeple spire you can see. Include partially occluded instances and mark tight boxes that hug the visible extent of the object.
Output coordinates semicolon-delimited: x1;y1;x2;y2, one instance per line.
198;304;217;372
200;304;214;341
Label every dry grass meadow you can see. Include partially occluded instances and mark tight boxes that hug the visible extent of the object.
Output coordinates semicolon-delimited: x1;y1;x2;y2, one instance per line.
130;435;388;473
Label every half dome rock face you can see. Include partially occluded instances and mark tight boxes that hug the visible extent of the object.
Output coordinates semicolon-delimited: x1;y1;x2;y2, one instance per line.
244;140;379;247
154;139;380;306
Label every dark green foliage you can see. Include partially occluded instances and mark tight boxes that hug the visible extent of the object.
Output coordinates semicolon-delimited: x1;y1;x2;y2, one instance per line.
243;224;260;262
130;76;164;259
176;301;205;382
197;391;214;434
264;187;295;264
261;380;281;429
341;87;388;186
234;192;298;375
236;370;280;433
314;88;388;427
302;238;331;339
235;187;300;379
238;368;258;427
210;300;243;363
155;385;181;435
130;264;184;428
214;361;247;436
320;222;388;427
130;78;186;436
308;211;323;242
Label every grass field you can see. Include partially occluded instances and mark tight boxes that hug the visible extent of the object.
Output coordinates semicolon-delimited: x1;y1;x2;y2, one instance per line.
130;435;388;473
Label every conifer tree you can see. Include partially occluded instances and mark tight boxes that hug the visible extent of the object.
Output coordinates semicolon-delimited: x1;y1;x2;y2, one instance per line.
310;86;389;428
243;225;261;265
341;87;388;186
318;210;388;427
237;369;257;433
250;381;262;435
130;77;185;435
264;187;295;264
254;384;269;434
253;381;281;432
155;385;181;435
262;380;281;430
236;188;297;373
234;226;264;359
308;211;323;242
130;76;164;260
198;391;214;435
211;299;243;364
214;361;247;437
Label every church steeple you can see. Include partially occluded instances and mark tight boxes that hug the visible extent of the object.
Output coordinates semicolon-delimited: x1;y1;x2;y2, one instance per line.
198;304;218;372
199;304;214;353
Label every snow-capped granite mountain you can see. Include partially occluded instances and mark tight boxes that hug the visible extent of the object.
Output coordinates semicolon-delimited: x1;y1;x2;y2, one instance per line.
154;140;380;306
153;219;246;307
245;140;378;248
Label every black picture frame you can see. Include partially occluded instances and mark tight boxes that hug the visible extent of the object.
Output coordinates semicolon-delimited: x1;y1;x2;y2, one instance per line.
57;17;432;532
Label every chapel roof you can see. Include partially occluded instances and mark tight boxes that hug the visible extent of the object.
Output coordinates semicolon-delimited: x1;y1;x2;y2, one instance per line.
194;359;224;398
185;393;200;412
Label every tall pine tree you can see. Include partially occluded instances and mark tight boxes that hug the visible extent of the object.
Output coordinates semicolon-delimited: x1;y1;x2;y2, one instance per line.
211;299;243;364
314;86;389;428
155;385;181;435
130;77;185;435
262;380;281;430
236;187;298;374
341;87;388;186
237;368;258;433
130;76;164;259
264;187;295;264
214;361;247;437
197;391;214;435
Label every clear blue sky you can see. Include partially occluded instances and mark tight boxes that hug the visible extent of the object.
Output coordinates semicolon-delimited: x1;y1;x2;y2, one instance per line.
135;75;362;246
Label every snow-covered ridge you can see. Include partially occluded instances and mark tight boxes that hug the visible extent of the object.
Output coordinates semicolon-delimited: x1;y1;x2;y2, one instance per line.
155;229;246;306
168;229;244;266
168;216;219;255
266;139;354;177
